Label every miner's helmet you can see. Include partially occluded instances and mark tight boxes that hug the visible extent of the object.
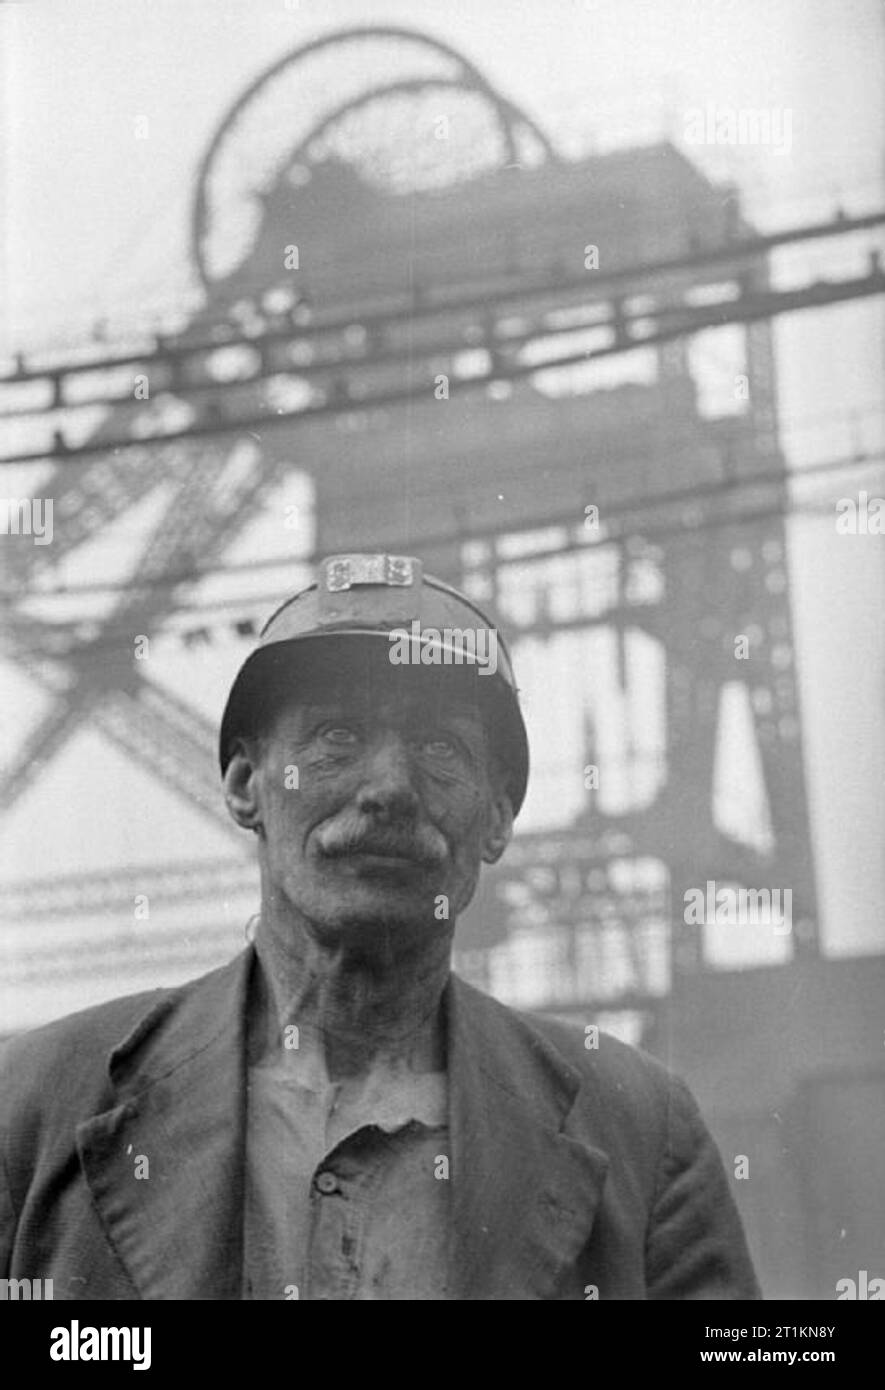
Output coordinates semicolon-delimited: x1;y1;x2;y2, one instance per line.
218;553;530;816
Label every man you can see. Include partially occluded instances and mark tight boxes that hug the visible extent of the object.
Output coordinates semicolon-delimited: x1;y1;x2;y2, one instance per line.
0;553;760;1300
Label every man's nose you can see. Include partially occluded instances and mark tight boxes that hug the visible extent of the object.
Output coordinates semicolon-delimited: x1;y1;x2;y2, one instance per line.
356;732;420;821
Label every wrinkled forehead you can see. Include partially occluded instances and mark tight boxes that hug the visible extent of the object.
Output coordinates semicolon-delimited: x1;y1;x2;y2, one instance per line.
256;642;490;734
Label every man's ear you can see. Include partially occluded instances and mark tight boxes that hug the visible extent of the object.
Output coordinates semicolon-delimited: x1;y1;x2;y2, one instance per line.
481;789;514;865
223;741;264;833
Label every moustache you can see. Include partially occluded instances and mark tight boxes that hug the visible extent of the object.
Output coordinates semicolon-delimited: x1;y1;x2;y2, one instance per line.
316;814;448;867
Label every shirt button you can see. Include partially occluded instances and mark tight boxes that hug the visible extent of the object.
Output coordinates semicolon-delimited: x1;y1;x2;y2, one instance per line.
315;1171;340;1195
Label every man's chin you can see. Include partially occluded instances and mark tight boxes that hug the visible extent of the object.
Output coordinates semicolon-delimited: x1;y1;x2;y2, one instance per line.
289;880;448;940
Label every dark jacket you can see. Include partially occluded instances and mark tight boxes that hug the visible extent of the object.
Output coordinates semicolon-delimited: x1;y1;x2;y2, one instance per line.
0;947;760;1300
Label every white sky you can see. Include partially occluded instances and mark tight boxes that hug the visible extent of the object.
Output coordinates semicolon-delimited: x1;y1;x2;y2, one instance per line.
0;0;883;1022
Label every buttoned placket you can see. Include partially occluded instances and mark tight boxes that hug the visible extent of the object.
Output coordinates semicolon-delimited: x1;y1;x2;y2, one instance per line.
302;1128;402;1301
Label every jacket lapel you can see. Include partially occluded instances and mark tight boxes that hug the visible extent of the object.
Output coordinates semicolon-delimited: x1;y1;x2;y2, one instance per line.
76;949;253;1300
447;976;610;1300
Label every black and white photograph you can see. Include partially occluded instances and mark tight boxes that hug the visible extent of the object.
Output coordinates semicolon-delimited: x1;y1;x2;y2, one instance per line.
1;0;883;1347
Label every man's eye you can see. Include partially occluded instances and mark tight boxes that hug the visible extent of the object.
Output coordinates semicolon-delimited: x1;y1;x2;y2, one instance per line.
422;736;457;758
321;725;360;745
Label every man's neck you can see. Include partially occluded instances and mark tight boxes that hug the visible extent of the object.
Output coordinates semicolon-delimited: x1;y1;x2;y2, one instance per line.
250;907;451;1083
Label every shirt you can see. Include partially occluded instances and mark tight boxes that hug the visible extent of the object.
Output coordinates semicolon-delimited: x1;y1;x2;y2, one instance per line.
243;1040;451;1300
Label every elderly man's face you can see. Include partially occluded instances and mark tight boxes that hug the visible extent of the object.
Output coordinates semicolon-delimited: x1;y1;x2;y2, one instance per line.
225;655;513;946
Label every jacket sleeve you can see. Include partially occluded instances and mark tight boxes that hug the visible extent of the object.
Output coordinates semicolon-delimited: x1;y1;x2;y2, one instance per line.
0;1089;18;1278
645;1073;761;1299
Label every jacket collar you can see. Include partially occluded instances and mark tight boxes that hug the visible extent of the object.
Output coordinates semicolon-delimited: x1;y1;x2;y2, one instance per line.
77;948;609;1300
